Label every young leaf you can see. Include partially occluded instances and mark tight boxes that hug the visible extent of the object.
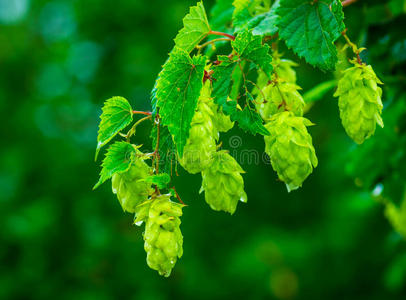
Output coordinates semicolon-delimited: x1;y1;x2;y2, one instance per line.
174;1;211;52
95;97;133;160
155;47;206;156
276;0;345;71
94;142;136;189
252;0;280;36
144;173;171;189
232;29;273;78
234;106;270;136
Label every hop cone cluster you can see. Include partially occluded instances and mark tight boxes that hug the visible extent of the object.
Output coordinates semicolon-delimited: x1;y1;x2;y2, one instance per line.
111;155;151;213
256;81;305;120
180;82;217;174
334;63;384;144
143;194;183;277
210;102;234;133
201;151;247;214
264;112;318;192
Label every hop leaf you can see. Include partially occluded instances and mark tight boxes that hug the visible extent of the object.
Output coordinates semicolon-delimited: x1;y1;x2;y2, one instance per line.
95;97;133;160
94;142;136;189
156;47;206;157
144;173;171;189
180;82;217;174
174;1;211;52
276;0;345;71
252;0;280;37
232;29;273;78
264;111;318;192
111;153;152;213
334;64;384;144
143;194;184;277
201;150;247;214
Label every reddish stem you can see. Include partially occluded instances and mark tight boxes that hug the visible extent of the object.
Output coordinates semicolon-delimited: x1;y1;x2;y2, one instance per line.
132;110;152;116
341;0;359;7
171;186;185;205
209;30;235;41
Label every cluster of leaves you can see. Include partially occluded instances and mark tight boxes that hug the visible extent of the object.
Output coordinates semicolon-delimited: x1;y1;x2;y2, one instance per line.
93;0;390;276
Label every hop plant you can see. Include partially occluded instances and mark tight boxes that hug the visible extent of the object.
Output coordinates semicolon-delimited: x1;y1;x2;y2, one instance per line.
334;63;384;144
111;155;152;213
256;81;305;120
201;150;247;214
180;82;217;174
264;112;318;192
210;102;235;133
143;194;184;277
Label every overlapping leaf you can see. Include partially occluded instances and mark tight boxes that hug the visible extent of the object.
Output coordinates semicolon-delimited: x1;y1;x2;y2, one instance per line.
232;29;273;77
95;97;133;160
276;0;345;71
252;0;280;36
155;47;206;156
94;142;136;189
150;124;177;174
211;56;269;136
174;1;211;52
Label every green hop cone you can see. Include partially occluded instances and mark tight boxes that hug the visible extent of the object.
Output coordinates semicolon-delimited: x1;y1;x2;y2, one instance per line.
111;155;152;213
210;102;234;133
180;82;217;174
143;194;183;277
201;150;247;214
256;81;305;120
334;63;384;144
264;111;318;192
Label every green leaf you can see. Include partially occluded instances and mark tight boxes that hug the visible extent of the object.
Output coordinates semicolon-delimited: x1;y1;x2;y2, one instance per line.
94;142;136;189
276;0;345;71
155;47;206;156
174;1;211;52
211;56;269;136
303;80;337;103
234;105;270;135
232;29;273;78
95;97;133;160
252;0;280;36
232;0;253;32
151;124;177;175
144;173;171;189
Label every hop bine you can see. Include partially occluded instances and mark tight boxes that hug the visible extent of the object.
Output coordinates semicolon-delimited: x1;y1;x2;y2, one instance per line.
334;63;384;144
264;111;318;192
201;150;247;214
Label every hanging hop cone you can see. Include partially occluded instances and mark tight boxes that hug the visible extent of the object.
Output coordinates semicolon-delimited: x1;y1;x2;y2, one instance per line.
210;102;234;133
334;63;384;144
200;150;247;214
180;81;217;174
256;81;305;121
264;112;318;192
111;154;152;213
143;194;184;277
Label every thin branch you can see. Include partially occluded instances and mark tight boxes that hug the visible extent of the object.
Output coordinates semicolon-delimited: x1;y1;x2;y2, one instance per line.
341;0;359;7
208;30;235;41
132;110;152;116
171;186;185;205
196;38;231;50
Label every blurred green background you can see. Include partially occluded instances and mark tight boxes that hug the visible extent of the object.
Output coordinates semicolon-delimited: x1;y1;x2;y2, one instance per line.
1;0;406;299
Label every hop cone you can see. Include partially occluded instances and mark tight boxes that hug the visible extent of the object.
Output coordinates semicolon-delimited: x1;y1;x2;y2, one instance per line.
180;82;217;174
143;194;183;277
201;151;247;214
210;102;234;133
255;57;297;92
111;156;151;213
264;112;318;192
256;81;305;120
334;64;384;144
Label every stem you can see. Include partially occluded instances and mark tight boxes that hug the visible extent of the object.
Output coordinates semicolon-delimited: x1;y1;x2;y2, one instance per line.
341;29;363;64
132;110;152;116
341;0;359;7
196;38;231;50
125;115;152;141
171;186;185;205
153;113;161;173
208;30;235;41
